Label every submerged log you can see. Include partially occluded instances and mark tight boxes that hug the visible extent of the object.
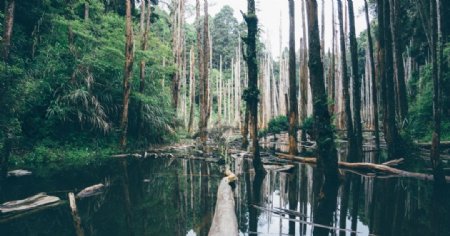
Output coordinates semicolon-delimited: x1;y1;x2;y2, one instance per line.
0;193;60;214
69;192;85;236
277;153;450;182
7;169;32;177
208;177;238;236
76;183;105;198
416;141;450;149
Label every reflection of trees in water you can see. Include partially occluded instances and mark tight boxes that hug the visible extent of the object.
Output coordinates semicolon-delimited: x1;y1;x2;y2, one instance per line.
312;169;339;236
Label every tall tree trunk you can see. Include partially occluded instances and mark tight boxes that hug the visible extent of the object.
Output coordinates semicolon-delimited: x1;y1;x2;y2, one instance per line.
371;0;405;160
320;0;325;61
383;0;402;159
364;0;380;149
198;0;210;145
348;0;363;161
329;0;336;116
300;0;309;145
120;0;135;149
430;0;445;184
288;0;299;155
2;0;15;62
243;0;265;174
306;0;339;181
188;47;196;133
137;0;151;138
337;0;355;156
390;0;408;124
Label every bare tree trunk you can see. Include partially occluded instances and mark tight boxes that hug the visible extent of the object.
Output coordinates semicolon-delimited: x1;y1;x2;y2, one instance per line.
348;0;363;161
320;0;325;61
300;0;309;144
243;0;265;174
218;55;223;124
364;0;380;149
430;0;445;184
120;0;135;149
84;1;89;21
2;0;15;62
288;0;299;155
390;0;408;124
306;0;339;181
188;47;196;133
198;0;210;145
382;0;402;159
137;0;151;137
329;0;336;115
337;0;355;156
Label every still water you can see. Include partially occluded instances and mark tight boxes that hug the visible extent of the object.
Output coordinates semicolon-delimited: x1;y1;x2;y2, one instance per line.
1;147;449;236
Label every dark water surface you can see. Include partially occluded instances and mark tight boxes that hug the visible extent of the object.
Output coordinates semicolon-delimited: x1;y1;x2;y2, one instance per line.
1;147;450;236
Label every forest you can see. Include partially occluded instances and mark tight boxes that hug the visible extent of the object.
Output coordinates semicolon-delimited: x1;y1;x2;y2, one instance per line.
1;0;450;235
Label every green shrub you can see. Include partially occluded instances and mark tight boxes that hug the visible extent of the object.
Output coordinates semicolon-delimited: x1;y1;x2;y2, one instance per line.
267;116;289;134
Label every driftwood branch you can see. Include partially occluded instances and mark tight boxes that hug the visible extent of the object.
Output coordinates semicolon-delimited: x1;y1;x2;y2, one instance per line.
69;192;85;236
276;153;450;182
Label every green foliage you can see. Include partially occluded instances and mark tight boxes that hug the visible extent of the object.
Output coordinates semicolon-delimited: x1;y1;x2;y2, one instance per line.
1;0;178;166
268;116;289;134
211;6;239;70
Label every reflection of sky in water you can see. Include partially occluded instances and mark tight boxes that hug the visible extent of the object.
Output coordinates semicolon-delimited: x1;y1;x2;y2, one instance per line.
249;191;369;236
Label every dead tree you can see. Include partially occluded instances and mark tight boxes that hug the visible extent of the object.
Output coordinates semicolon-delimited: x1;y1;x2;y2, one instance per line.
288;0;299;155
242;0;265;174
348;0;363;160
119;0;135;149
430;0;445;184
306;0;339;180
389;0;408;123
337;0;355;156
364;0;380;148
188;47;196;133
198;0;210;145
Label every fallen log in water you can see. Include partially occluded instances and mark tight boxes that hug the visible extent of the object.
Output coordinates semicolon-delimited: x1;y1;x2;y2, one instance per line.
208;173;238;236
69;192;85;236
0;193;61;214
7;169;32;177
276;153;450;182
416;141;450;149
76;183;105;198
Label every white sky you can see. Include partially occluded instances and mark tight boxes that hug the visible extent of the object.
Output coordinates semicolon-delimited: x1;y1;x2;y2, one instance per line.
186;0;368;59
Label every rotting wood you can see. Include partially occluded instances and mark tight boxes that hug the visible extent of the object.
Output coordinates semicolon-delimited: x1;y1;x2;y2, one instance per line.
276;153;450;182
76;184;105;198
69;192;85;236
0;193;60;214
0;201;63;223
208;176;238;236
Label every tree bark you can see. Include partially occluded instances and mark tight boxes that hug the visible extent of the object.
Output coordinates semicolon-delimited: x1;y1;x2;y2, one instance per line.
288;0;299;155
243;0;265;174
382;0;402;159
306;0;339;181
430;0;445;184
348;0;363;161
198;0;210;145
119;0;135;149
337;0;355;156
300;0;309;145
390;0;408;123
364;0;380;149
137;0;151;138
188;47;196;133
2;0;15;62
